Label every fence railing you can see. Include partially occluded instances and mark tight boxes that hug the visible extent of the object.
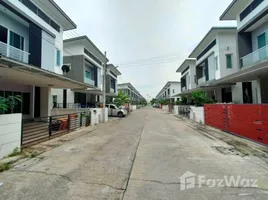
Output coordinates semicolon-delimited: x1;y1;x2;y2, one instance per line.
177;105;191;118
241;44;268;68
110;88;115;93
197;76;206;85
84;77;95;86
55;103;81;109
0;41;30;63
21;111;91;148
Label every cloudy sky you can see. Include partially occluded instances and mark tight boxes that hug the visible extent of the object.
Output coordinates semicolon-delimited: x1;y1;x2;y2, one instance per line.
56;0;236;99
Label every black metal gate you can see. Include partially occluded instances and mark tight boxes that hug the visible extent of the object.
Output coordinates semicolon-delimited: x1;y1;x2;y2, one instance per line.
21;111;91;148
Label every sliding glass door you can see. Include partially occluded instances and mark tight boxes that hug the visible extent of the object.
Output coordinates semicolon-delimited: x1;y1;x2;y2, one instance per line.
9;31;24;50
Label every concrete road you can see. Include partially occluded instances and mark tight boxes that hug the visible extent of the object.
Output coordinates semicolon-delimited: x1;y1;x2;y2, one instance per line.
0;107;268;200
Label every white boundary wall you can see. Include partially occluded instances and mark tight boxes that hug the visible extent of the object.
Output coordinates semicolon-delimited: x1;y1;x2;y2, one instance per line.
190;106;204;124
0;114;22;158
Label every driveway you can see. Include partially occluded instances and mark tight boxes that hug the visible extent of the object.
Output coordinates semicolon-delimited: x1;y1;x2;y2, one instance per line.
0;107;267;200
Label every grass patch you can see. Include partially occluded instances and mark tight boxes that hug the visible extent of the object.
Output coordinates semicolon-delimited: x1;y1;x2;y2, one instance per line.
0;163;11;173
7;147;20;157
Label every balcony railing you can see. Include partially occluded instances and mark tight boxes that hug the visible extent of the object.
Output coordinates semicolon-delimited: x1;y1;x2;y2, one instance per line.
197;76;206;85
110;88;115;93
0;41;30;63
84;77;95;86
241;45;268;68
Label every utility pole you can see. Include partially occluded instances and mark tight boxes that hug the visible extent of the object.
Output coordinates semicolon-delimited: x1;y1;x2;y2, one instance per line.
102;51;107;122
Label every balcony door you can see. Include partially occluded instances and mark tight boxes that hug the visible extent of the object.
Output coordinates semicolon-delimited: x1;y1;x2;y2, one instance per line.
9;31;24;50
0;25;8;56
257;33;267;61
0;25;7;43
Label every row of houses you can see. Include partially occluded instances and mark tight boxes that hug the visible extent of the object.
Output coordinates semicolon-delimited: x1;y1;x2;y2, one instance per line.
0;0;145;119
0;0;146;158
156;0;268;106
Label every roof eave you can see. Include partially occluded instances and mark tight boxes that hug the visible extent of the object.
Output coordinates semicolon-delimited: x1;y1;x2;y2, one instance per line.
48;0;77;30
220;0;253;21
189;27;237;58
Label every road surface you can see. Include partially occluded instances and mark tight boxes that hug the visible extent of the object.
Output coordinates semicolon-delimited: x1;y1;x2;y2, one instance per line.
0;107;268;200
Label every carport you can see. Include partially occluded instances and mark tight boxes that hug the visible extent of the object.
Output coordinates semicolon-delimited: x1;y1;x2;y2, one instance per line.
0;56;91;118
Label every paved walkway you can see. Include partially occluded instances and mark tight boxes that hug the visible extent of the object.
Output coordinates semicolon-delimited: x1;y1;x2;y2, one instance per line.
0;107;268;200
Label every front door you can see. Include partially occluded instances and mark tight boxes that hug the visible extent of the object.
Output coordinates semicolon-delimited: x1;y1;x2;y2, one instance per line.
221;87;232;103
242;82;253;104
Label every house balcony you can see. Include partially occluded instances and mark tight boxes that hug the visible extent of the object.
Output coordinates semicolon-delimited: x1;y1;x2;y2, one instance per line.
197;76;206;85
241;45;268;68
110;88;115;93
84;77;95;86
0;41;30;63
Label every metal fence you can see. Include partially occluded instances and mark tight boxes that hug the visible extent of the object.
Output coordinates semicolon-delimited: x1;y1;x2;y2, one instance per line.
178;105;191;118
21;111;91;148
204;104;268;145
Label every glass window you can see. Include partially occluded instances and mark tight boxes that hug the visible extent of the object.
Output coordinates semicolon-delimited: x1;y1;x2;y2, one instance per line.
226;54;232;69
13;92;22;113
56;49;61;66
50;20;60;32
85;71;91;79
21;0;37;14
173;89;175;94
214;56;218;70
37;9;49;23
0;25;8;44
257;33;266;49
22;93;30;115
110;105;116;109
9;31;24;50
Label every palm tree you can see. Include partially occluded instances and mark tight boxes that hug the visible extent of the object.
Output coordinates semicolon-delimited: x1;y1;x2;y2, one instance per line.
114;91;131;106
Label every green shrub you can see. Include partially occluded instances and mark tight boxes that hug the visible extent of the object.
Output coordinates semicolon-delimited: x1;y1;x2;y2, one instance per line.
191;91;214;106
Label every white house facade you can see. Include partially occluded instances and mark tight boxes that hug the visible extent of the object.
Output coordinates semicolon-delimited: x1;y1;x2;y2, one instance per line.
0;0;90;118
220;0;268;104
176;27;243;103
156;81;181;101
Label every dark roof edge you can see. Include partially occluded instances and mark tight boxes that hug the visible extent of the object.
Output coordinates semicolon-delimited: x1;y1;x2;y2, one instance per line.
189;26;237;57
64;36;109;62
48;0;77;29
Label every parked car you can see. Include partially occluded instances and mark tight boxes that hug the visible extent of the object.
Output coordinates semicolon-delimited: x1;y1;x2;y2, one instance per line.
153;104;160;108
106;104;127;118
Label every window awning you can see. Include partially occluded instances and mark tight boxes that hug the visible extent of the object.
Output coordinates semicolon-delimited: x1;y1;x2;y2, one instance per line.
72;88;117;97
0;56;92;89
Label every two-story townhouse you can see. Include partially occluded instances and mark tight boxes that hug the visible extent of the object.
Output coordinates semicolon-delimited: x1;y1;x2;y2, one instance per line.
0;0;89;118
155;81;181;102
176;59;197;92
219;0;268;104
177;27;243;103
59;36;121;108
118;83;146;104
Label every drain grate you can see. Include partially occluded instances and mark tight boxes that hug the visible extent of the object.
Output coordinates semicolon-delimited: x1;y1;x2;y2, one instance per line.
212;146;247;157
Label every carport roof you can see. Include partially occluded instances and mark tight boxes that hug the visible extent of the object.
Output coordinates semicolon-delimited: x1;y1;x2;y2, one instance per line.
0;56;91;89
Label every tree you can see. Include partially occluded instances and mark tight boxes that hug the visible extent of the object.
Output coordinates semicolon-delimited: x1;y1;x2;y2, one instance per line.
150;98;156;105
114;91;131;106
191;91;214;106
0;95;22;112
